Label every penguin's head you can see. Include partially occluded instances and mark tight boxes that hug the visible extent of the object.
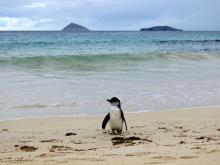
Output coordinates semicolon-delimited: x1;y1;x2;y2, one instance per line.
107;97;121;107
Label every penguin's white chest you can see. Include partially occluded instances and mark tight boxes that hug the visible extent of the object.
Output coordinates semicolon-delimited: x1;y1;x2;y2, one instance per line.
109;106;123;130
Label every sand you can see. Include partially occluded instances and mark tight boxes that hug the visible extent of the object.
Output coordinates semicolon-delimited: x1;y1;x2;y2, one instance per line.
0;107;220;165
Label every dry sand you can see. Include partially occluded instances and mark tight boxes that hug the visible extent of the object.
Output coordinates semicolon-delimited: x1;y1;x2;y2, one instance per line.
0;107;220;165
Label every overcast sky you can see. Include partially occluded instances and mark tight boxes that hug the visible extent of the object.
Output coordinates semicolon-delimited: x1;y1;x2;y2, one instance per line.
0;0;219;30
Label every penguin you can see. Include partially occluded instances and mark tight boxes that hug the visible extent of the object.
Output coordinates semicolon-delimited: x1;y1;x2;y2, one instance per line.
102;97;128;134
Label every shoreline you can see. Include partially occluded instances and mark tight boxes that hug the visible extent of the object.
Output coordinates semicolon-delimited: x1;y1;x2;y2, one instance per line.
1;105;220;122
0;107;219;164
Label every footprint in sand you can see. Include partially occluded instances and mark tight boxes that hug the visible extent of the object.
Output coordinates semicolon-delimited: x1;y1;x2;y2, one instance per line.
49;145;72;152
180;156;198;159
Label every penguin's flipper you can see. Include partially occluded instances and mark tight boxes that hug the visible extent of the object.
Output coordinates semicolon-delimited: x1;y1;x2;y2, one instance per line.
120;110;128;131
102;113;110;129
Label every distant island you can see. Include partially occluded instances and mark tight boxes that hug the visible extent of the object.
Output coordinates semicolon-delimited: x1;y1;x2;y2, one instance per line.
140;26;183;31
62;23;90;32
61;23;183;32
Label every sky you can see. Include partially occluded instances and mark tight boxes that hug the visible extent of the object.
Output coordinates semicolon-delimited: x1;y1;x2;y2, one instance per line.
0;0;219;31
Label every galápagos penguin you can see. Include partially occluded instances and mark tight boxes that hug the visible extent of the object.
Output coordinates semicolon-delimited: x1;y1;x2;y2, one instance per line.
102;97;127;134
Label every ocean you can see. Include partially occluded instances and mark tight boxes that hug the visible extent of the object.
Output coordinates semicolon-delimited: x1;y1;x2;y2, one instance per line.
0;31;220;120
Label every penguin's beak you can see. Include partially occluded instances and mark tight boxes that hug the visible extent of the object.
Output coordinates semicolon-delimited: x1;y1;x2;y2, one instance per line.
107;99;111;102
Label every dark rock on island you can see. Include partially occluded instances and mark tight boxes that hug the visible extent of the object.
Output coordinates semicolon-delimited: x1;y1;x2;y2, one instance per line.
140;26;183;31
62;23;90;32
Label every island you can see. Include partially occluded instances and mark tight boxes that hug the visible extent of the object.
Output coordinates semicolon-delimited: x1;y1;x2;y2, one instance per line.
62;23;90;32
140;26;183;31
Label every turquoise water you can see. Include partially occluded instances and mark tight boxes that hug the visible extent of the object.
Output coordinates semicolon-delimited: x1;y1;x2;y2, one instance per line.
0;31;220;120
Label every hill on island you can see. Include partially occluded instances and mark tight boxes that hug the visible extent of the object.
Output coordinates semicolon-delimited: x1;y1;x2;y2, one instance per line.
140;26;183;31
62;23;90;32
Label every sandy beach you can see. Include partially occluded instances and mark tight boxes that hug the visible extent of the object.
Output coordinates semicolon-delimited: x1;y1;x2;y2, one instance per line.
0;107;220;165
1;1;220;165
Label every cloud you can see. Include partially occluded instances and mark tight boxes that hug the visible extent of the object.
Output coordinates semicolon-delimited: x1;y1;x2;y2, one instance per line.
0;0;219;30
24;2;47;8
0;17;53;30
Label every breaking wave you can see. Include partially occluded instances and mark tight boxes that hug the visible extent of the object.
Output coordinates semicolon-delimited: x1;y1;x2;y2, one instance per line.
0;52;219;71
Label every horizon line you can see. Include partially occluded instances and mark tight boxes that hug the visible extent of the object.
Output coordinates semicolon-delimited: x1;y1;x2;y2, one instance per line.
0;30;220;32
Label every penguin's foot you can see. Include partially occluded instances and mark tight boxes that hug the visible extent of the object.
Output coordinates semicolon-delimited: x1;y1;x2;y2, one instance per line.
112;129;122;135
117;130;122;134
112;130;117;135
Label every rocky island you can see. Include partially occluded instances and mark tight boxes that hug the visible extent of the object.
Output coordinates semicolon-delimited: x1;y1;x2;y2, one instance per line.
62;23;90;32
140;26;183;31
